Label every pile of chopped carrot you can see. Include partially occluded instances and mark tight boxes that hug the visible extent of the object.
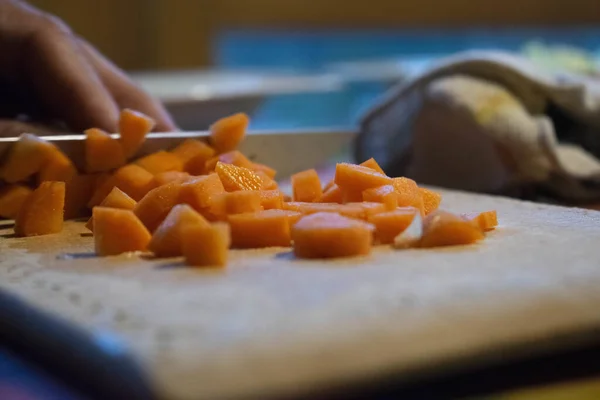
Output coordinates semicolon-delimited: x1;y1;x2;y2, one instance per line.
0;110;498;266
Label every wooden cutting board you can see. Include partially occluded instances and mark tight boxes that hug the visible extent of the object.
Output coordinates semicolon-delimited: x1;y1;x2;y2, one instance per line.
1;190;600;400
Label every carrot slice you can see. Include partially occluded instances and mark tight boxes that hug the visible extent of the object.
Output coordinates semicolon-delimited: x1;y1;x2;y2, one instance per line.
152;171;191;187
215;162;263;191
182;222;231;267
393;177;424;214
149;204;210;258
180;173;225;211
216;190;264;215
260;190;284;210
0;133;55;183
93;207;151;256
119;109;155;159
368;207;418;244
359;158;385;174
209;113;249;153
205;150;253;172
291;169;323;202
362;185;398;211
64;174;97;219
251;162;277;179
85;128;126;173
228;210;293;248
462;210;498;232
171;139;215;175
88;164;155;207
136;150;184;175
85;187;137;231
0;185;32;219
133;182;183;232
420;211;485;248
15;181;65;237
319;184;343;203
39;147;77;184
419;187;442;215
292;212;374;259
335;163;392;192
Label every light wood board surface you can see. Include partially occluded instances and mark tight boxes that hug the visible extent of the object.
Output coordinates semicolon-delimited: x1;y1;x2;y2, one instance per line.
1;190;600;400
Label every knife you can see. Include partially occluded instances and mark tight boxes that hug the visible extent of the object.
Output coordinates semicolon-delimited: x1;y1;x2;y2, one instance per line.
0;129;356;180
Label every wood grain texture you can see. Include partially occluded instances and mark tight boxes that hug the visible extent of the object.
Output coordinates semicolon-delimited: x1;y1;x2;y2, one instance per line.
1;190;600;400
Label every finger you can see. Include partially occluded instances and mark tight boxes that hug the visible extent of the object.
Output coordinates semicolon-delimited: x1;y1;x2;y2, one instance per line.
0;119;60;138
78;39;178;132
21;19;120;132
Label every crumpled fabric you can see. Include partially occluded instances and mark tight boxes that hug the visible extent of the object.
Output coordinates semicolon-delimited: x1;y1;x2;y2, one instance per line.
357;50;600;202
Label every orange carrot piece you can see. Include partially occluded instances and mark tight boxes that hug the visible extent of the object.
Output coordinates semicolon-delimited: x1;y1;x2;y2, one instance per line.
171;139;215;175
93;207;151;256
292;212;374;259
319;184;343;203
283;202;365;220
182;222;231;267
359;158;385;174
205;150;254;172
15;181;65;237
0;185;32;219
420;211;485;248
260;190;284;210
0;134;55;183
136;150;184;175
133;182;183;232
393;177;425;214
228;210;293;248
209;113;249;153
363;185;398;211
39;147;77;184
291;169;322;202
256;170;278;190
149;204;210;258
217;190;264;215
368;207;418;244
85;128;126;173
119;109;155;158
152;171;191;187
64;174;97;220
260;209;303;228
335;163;392;192
88;164;155;207
251;162;277;179
85;187;137;231
347;202;388;220
180;173;225;211
462;210;498;232
419;187;442;215
215;162;263;191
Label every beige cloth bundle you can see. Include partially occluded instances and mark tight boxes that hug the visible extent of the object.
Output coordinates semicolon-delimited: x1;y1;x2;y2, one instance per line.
357;51;600;202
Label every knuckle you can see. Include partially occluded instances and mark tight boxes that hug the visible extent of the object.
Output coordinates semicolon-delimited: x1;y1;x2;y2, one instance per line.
36;14;72;36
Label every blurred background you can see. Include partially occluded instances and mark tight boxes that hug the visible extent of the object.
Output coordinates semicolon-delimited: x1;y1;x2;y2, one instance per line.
30;0;600;131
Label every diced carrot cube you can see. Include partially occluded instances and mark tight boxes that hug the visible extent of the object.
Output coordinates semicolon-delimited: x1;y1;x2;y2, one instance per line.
319;184;343;203
283;202;365;220
119;109;155;159
93;207;151;256
39;147;77;184
180;173;225;211
182;222;230;267
152;171;191;187
209;113;249;153
260;190;284;209
393;177;425;214
292;212;374;259
359;158;385;174
216;190;264;215
0;185;32;219
291;169;322;202
133;182;183;232
171;139;215;175
251;162;277;179
148;204;210;257
136;150;184;175
462;210;498;232
420;211;485;248
88;164;155;207
85;128;126;173
419;187;442;215
260;209;303;228
335;163;392;192
347;202;388;220
64;174;97;220
256;171;278;190
363;185;398;211
368;207;418;244
85;187;137;231
15;181;65;237
205;150;253;172
0;134;55;183
341;188;364;203
215;162;263;191
228;210;292;248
